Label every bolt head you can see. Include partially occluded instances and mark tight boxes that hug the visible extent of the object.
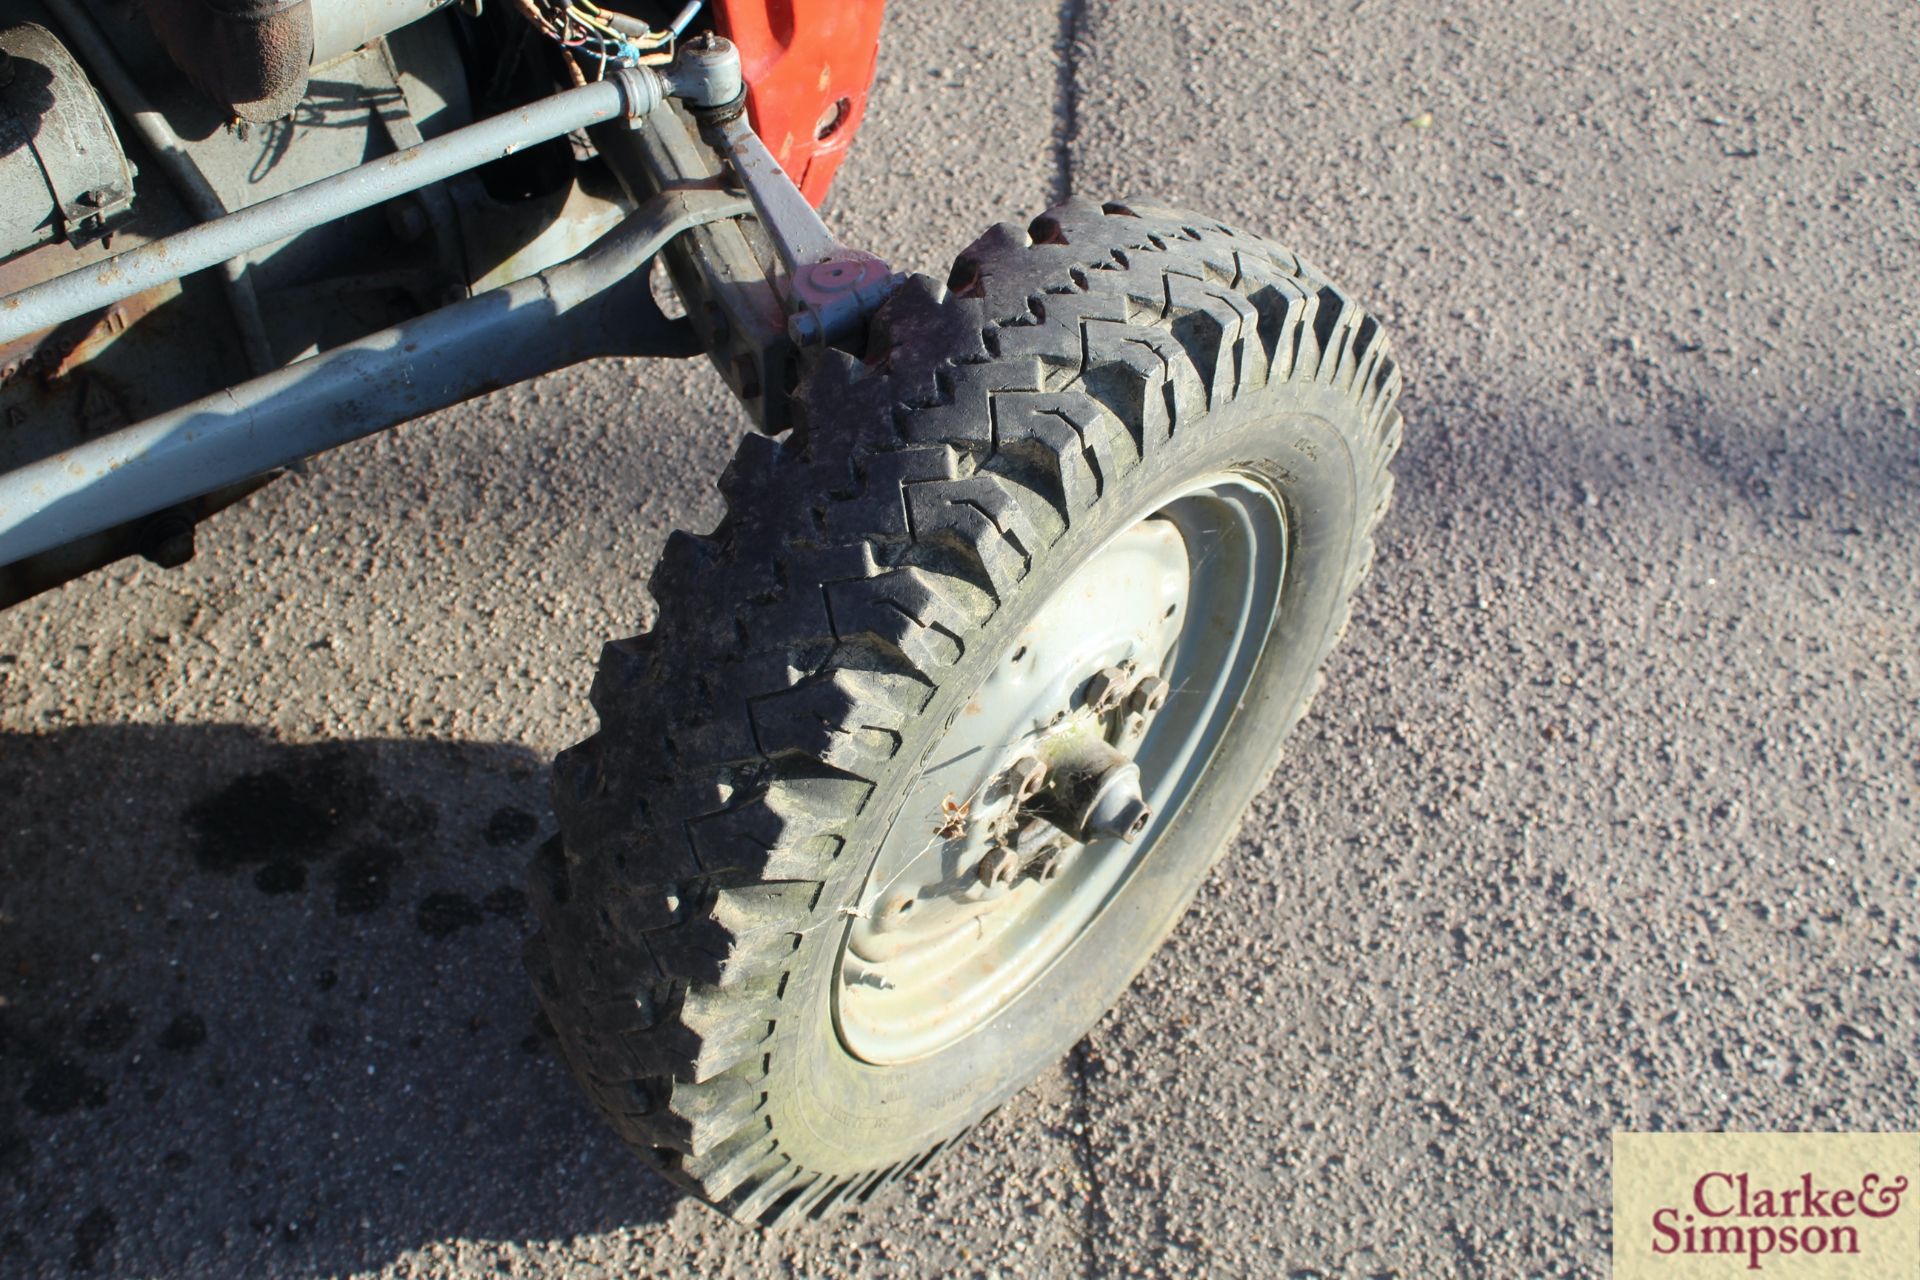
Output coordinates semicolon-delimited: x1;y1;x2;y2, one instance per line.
1129;675;1171;715
1006;756;1048;801
1084;666;1129;714
804;260;858;290
975;845;1019;888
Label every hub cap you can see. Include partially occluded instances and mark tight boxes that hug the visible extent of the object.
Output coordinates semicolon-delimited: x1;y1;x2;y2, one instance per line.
834;472;1287;1063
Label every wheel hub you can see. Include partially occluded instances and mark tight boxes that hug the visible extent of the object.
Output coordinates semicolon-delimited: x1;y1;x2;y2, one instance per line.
834;474;1288;1064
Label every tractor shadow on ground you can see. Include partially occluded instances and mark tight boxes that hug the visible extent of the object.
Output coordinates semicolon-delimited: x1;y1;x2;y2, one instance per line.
2;379;1913;1277
0;723;682;1278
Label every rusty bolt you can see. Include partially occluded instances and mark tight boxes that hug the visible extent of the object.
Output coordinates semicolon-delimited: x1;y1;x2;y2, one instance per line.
1006;756;1048;802
975;844;1019;889
1129;675;1171;715
1084;666;1129;714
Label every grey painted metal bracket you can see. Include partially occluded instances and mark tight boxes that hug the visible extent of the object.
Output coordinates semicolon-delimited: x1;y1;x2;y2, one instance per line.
0;187;749;568
713;112;897;348
667;34;898;349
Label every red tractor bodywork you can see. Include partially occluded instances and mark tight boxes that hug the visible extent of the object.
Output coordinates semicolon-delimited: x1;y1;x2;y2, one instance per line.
713;0;886;206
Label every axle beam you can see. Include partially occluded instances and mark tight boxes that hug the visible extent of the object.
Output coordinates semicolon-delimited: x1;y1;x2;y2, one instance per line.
0;188;748;567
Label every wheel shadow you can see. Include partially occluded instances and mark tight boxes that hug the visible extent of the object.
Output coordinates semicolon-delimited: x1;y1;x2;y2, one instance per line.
0;724;683;1278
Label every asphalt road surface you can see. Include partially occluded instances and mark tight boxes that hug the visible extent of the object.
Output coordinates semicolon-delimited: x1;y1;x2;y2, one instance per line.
4;1;1917;1276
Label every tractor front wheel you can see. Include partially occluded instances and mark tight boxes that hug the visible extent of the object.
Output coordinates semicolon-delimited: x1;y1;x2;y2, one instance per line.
526;199;1403;1225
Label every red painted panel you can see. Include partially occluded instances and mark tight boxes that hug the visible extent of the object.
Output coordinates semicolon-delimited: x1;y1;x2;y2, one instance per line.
713;0;887;207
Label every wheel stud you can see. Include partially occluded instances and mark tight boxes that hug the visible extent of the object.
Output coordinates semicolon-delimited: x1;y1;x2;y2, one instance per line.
1006;756;1049;801
1010;815;1057;854
975;844;1019;888
1128;675;1170;715
1029;843;1069;881
1084;666;1129;714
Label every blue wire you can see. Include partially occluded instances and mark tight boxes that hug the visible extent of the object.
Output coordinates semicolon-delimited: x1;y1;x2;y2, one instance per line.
668;1;703;38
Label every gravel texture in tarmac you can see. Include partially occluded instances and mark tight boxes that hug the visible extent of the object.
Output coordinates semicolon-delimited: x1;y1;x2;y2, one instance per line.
2;1;1916;1276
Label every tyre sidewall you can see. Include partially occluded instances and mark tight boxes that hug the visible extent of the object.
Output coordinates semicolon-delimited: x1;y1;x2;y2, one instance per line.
762;378;1373;1175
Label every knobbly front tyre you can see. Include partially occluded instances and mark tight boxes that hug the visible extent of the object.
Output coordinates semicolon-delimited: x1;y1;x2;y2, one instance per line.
526;199;1403;1226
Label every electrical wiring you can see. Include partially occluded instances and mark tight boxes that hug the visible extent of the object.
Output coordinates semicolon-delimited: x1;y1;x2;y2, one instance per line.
511;0;699;81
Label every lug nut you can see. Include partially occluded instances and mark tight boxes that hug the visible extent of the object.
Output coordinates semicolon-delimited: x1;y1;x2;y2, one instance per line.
975;844;1020;888
1006;756;1049;801
1084;666;1129;714
1129;675;1171;715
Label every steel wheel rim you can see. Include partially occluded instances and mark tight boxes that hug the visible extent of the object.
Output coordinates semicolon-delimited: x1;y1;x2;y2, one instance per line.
833;470;1288;1065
